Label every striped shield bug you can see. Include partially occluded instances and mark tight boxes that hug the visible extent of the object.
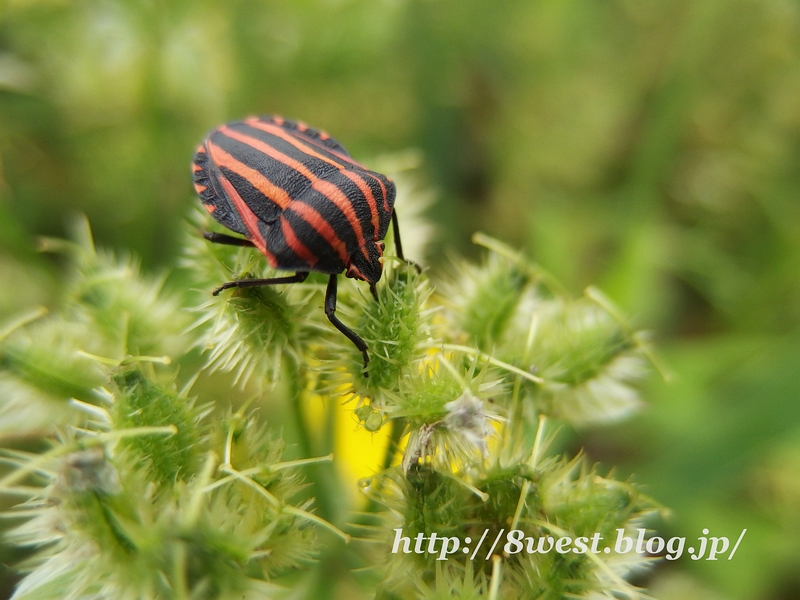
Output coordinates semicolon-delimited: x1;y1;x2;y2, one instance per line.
191;115;409;373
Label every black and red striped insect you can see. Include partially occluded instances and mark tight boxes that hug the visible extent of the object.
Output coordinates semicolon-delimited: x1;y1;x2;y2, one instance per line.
192;115;408;372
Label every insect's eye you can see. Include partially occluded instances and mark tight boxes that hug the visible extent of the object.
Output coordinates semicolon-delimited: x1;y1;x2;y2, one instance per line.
377;242;385;252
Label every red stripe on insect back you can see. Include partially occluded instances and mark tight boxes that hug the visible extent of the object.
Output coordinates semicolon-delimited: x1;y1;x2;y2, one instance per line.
300;133;367;169
215;174;277;267
280;216;318;267
207;142;291;210
287;202;348;262
245;119;380;236
361;172;391;214
313;180;369;259
220;126;368;251
246;119;353;168
341;172;379;237
249;118;365;168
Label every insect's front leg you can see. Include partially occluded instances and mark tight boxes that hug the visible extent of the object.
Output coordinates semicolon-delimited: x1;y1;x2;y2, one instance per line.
203;232;256;247
212;272;309;296
325;274;370;374
391;211;422;273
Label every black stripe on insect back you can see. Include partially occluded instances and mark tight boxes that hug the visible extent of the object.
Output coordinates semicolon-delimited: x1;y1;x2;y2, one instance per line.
241;119;356;167
210;125;358;251
280;209;348;274
226;123;343;182
318;170;377;237
193;146;249;237
216;168;284;224
257;116;354;157
257;217;316;272
209;129;314;201
360;170;395;236
233;121;391;243
215;126;374;250
231;121;391;229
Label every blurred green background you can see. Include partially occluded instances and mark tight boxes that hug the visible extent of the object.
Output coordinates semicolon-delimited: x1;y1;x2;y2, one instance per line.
1;0;800;598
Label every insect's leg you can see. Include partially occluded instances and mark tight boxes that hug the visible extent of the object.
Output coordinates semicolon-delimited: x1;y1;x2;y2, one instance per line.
203;232;256;247
212;272;309;296
391;211;422;273
325;274;370;373
391;210;405;261
369;283;379;302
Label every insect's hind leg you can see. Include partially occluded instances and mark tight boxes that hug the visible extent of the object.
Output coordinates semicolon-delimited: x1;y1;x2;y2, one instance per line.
325;274;370;374
212;272;309;296
203;232;256;247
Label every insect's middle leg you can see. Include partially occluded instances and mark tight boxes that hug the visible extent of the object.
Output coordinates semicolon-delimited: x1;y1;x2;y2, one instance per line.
325;274;369;373
212;272;309;296
204;232;309;295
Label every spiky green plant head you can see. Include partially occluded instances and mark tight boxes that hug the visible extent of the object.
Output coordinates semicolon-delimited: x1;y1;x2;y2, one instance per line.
378;560;486;600
7;409;319;599
523;298;633;385
446;253;530;352
368;443;658;599
111;366;206;487
0;318;106;403
183;209;318;387
512;297;647;426
414;561;485;600
538;454;648;541
215;411;308;506
332;263;434;395
365;463;509;596
50;217;191;359
388;361;462;424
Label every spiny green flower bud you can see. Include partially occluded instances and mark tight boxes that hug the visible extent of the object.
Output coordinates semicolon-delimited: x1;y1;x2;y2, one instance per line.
333;263;435;395
184;209;316;387
357;353;503;473
367;448;657;599
509;297;647;426
5;380;321;600
446;253;530;352
60;217;189;359
1;319;105;403
111;367;205;487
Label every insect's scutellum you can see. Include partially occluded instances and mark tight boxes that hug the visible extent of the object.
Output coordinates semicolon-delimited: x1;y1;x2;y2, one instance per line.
192;115;408;373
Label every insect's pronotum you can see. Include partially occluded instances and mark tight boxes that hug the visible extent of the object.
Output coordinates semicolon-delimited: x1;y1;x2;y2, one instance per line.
192;115;409;373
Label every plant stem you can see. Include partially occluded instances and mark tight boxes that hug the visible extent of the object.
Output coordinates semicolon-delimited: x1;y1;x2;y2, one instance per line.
284;353;338;523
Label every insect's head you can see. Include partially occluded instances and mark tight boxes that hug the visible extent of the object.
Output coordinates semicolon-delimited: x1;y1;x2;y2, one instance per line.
345;240;386;285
